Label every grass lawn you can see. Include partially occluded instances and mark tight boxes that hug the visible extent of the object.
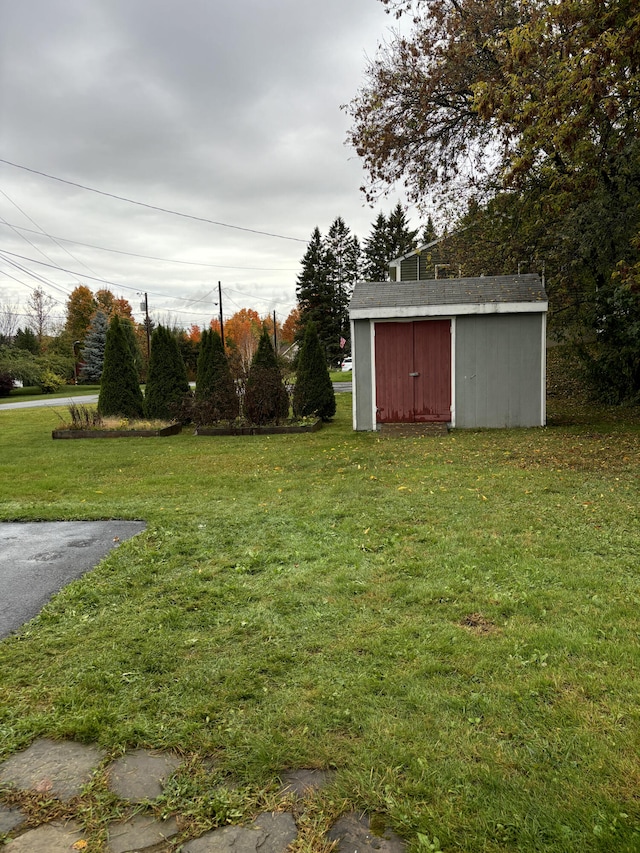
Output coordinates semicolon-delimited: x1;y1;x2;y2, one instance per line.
2;384;101;403
0;393;638;851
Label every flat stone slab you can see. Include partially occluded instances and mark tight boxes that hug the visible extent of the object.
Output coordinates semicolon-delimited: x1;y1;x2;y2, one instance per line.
107;814;179;852
182;811;297;852
3;820;85;851
108;749;181;802
327;813;407;852
0;804;26;834
0;739;104;800
279;768;335;797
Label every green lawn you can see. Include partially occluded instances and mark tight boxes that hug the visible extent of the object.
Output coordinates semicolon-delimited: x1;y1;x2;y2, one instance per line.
0;394;639;851
2;384;100;403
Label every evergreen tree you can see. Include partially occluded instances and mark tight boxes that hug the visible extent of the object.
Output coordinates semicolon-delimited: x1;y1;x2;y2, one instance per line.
421;215;438;245
296;221;360;368
98;315;144;418
244;327;289;425
387;203;418;261
195;328;213;398
293;321;336;420
296;227;332;355
120;318;143;380
324;216;359;362
144;325;190;420
80;310;108;383
13;327;40;354
362;212;391;281
193;329;239;422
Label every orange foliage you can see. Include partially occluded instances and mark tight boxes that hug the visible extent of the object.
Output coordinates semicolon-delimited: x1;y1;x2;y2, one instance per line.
223;309;262;371
187;324;202;343
281;307;300;345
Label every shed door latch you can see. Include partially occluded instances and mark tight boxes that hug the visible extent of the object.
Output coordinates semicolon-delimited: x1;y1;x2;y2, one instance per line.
409;372;420;377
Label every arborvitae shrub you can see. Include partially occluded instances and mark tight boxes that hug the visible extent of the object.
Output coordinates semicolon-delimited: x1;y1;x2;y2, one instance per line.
243;327;289;425
195;329;213;399
98;315;144;418
293;320;336;420
144;325;190;420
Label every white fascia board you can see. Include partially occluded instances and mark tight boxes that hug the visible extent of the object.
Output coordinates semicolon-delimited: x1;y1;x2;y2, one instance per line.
350;301;548;321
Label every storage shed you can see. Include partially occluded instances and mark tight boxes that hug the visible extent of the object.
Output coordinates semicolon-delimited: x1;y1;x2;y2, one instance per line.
349;274;548;430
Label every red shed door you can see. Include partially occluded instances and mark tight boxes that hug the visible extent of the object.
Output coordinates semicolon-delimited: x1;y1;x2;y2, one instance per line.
375;320;451;423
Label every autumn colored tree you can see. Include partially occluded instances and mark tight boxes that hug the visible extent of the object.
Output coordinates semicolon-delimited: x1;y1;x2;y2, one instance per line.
347;0;640;400
223;308;262;373
293;321;336;420
98;315;144;418
187;324;201;343
144;325;190;420
281;308;300;346
244;327;289;425
65;286;97;342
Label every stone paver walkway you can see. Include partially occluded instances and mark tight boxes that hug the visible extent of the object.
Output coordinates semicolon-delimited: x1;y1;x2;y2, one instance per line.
0;739;407;851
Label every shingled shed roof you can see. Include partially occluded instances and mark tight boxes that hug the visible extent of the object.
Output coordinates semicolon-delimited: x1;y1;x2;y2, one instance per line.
349;273;547;320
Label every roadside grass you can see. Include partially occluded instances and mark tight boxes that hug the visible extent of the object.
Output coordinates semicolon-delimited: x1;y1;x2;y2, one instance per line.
0;394;639;851
1;384;100;403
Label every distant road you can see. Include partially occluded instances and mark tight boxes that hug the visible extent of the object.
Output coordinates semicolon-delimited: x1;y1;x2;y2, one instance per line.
0;394;99;411
0;383;352;411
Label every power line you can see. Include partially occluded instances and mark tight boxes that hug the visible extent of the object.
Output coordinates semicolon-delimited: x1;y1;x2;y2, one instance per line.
0;189;101;280
0;158;307;243
0;221;298;271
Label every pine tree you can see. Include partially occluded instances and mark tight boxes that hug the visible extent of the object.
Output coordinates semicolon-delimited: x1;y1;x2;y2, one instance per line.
244;327;289;425
293;321;336;420
296;221;360;368
296;227;332;355
362;212;391;281
97;315;144;418
144;325;190;420
324;216;359;362
387;203;418;261
80;310;108;383
421;215;438;245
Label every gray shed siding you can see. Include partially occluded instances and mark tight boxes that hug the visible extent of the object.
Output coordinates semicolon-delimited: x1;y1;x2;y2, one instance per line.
455;314;545;428
352;319;374;430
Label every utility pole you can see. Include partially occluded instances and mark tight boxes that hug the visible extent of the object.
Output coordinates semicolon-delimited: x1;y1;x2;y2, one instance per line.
273;310;277;352
218;281;224;348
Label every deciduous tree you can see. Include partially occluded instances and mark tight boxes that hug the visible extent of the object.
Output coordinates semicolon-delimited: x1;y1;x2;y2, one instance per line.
347;0;640;400
65;286;96;342
26;286;56;345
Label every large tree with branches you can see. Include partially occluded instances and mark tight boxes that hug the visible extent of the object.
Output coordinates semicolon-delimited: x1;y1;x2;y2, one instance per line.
346;0;640;400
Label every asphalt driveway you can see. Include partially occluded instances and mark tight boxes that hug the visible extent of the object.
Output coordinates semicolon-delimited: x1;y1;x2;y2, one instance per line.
0;520;146;639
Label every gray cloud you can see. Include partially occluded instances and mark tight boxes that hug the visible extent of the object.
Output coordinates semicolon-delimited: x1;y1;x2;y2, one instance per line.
0;0;420;329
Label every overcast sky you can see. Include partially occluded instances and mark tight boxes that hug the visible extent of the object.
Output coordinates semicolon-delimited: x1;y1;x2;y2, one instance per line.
0;0;420;332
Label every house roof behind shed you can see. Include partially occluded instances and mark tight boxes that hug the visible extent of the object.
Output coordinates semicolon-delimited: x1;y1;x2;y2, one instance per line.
349;274;547;319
